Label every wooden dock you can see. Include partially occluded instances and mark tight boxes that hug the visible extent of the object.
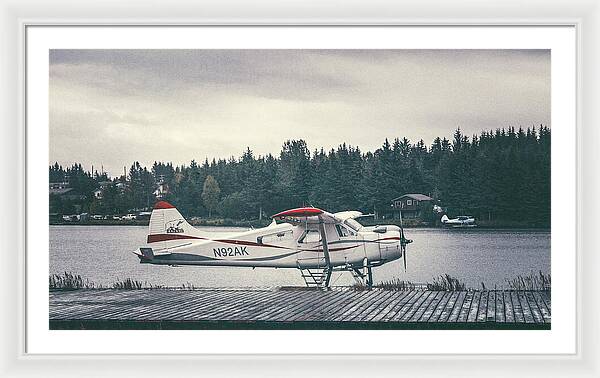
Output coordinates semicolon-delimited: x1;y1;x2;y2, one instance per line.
49;288;551;330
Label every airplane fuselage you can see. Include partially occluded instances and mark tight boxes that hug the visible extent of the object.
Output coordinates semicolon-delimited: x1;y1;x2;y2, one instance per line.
139;222;403;269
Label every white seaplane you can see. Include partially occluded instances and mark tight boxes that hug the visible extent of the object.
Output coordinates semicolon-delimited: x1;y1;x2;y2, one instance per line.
133;201;413;287
441;214;477;228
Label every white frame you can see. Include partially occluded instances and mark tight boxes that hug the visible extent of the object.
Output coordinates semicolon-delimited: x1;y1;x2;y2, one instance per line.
1;0;598;377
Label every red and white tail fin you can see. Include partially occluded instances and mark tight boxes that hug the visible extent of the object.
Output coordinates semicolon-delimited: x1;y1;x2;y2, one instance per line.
147;201;205;249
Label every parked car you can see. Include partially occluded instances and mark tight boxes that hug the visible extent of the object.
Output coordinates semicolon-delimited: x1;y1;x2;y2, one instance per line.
121;214;137;221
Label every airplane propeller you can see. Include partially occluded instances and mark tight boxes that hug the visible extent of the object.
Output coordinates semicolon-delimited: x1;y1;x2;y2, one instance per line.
398;211;413;272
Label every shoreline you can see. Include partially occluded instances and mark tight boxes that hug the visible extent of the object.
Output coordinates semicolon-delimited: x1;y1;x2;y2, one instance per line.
49;220;551;230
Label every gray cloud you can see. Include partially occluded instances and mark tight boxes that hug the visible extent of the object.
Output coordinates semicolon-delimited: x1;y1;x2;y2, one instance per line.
49;49;550;176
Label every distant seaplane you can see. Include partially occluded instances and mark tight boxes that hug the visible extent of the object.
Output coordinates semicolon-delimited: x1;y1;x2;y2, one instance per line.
133;201;413;287
441;214;477;228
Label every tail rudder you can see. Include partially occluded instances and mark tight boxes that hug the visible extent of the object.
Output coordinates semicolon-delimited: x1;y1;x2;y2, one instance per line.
441;214;449;223
147;201;202;245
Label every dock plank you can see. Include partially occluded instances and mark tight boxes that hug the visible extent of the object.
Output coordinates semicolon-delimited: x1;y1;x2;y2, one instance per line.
284;290;348;322
304;290;363;321
486;291;496;322
438;292;460;323
539;291;552;318
387;291;425;321
504;291;515;323
367;291;412;322
467;291;481;322
510;291;525;323
495;291;505;323
447;292;467;322
456;291;474;322
525;292;545;324
399;291;433;322
476;291;489;322
517;291;535;324
532;291;551;323
378;291;420;322
426;292;452;323
411;291;441;322
337;290;384;321
351;290;397;322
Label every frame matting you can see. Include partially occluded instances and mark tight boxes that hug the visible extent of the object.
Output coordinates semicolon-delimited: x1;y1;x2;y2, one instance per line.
1;0;599;377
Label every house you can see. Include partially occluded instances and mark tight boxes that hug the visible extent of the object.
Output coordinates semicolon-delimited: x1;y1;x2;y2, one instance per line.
49;181;69;190
93;181;117;200
49;186;86;201
153;181;169;199
93;189;103;199
391;193;434;219
49;184;87;214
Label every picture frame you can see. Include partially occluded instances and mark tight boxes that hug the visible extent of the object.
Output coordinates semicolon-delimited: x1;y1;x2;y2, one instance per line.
1;0;597;376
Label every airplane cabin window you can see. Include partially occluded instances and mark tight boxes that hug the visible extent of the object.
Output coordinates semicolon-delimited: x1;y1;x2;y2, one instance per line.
344;219;362;232
335;224;350;237
298;229;321;243
260;230;293;244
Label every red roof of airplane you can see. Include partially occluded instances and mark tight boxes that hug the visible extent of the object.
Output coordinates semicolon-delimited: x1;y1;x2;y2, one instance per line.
272;207;324;218
154;201;175;209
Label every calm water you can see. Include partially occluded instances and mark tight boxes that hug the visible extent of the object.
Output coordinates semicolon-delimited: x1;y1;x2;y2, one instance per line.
49;225;550;289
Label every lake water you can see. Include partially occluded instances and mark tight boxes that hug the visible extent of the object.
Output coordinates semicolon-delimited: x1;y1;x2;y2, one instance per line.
49;225;550;289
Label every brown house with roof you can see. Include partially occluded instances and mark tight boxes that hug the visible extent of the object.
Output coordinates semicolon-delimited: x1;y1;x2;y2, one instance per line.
391;193;434;219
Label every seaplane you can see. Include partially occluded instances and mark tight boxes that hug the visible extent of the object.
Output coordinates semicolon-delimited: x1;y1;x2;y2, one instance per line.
440;214;477;228
133;201;413;288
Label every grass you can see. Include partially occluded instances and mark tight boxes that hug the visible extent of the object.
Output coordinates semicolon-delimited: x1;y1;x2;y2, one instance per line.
355;272;550;292
355;274;466;291
375;278;422;291
49;272;96;290
505;271;551;291
50;271;551;291
112;278;146;290
49;272;164;291
427;274;467;291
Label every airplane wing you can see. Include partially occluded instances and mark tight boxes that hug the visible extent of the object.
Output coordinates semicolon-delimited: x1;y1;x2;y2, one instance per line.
332;210;363;221
271;207;339;225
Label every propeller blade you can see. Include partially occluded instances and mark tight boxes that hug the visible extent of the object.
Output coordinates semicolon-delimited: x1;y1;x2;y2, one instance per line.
399;210;408;272
400;211;406;237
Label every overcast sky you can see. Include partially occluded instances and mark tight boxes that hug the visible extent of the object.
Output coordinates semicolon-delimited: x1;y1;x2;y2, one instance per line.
50;49;550;177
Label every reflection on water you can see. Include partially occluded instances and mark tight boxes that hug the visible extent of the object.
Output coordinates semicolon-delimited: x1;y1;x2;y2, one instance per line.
49;225;550;289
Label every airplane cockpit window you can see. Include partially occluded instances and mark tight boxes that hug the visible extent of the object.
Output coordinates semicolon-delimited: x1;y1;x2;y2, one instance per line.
335;224;351;237
298;229;321;243
344;219;363;232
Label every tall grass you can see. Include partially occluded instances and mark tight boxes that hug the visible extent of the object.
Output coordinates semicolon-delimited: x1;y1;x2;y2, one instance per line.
427;274;466;291
357;275;465;291
112;278;145;290
375;278;421;291
49;272;95;290
505;271;551;291
51;271;551;291
49;272;161;290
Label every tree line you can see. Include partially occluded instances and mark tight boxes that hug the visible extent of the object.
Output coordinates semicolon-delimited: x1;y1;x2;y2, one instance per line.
50;126;550;226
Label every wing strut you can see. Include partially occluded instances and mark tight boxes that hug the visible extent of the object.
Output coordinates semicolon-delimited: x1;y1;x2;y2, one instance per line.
317;220;333;288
